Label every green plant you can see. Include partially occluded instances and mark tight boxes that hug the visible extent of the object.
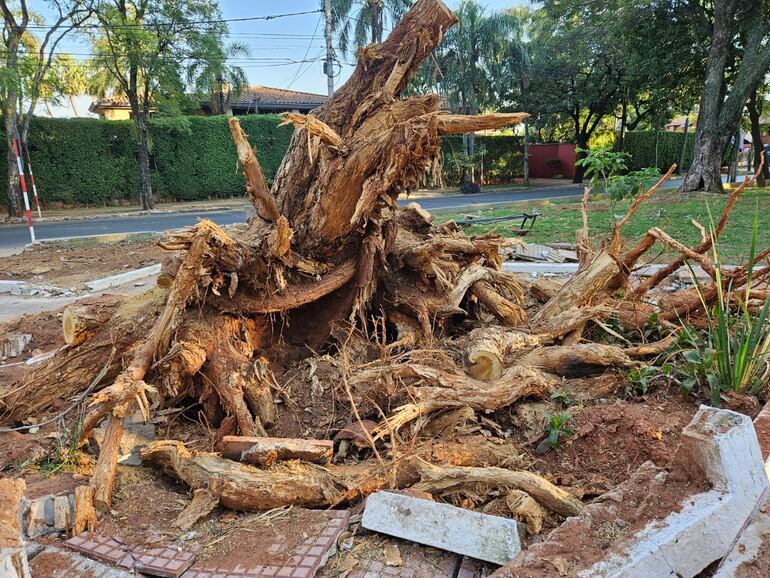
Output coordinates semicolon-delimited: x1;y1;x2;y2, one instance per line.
679;207;770;405
550;388;576;407
626;364;674;396
38;418;84;475
545;413;573;448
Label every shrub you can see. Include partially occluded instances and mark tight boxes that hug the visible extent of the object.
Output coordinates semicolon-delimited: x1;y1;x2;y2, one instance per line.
0;114;293;206
440;135;524;186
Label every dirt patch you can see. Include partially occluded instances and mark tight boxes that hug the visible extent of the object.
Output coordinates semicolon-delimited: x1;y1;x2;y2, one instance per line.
0;308;66;354
0;239;168;290
734;536;770;578
97;466;190;547
495;456;709;578
24;472;86;499
29;549;100;578
520;391;701;493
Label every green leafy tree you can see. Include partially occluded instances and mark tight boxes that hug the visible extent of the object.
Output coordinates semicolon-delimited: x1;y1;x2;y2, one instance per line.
432;0;527;182
0;0;92;217
679;1;770;193
331;0;412;55
87;0;228;210
188;40;249;116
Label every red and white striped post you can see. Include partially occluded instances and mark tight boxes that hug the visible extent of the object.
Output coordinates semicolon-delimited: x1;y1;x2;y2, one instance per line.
22;139;42;218
12;137;36;243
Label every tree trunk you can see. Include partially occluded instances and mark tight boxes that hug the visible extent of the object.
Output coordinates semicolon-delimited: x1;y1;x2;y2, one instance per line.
136;114;154;210
4;109;21;218
681;128;729;193
748;88;768;187
618;94;627;152
370;1;383;43
573;132;587;184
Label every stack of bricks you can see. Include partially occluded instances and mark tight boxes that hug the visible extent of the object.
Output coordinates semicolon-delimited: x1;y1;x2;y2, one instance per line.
22;492;76;538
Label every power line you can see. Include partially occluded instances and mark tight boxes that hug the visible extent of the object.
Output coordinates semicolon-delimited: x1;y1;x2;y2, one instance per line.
286;15;324;89
23;9;324;31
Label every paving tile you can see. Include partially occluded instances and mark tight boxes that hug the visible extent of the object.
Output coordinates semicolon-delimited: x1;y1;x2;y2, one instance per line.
133;546;197;577
456;556;483;578
64;531;135;569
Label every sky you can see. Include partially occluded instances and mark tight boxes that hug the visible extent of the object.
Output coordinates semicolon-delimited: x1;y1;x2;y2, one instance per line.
35;0;528;117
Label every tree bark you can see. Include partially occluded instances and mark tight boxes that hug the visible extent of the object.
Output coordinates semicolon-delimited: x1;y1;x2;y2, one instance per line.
748;87;768;188
136;114;154;210
4;109;21;218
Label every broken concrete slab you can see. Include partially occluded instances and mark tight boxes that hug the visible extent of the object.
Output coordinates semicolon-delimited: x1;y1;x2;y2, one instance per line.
0;478;30;578
713;492;770;577
362;491;521;565
0;548;31;578
2;334;32;358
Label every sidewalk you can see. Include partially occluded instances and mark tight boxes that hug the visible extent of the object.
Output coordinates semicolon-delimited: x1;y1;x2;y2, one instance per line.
2;197;248;224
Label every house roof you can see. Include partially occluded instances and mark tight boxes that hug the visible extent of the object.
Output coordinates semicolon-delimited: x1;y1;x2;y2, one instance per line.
224;86;327;109
89;86;328;114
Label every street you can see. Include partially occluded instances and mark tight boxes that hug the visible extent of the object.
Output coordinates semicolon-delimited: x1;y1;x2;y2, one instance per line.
0;183;587;253
0;177;707;253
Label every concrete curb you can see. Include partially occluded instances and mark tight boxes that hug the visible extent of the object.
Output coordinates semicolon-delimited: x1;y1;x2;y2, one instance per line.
2;204;245;224
36;231;161;248
85;263;161;291
581;406;769;578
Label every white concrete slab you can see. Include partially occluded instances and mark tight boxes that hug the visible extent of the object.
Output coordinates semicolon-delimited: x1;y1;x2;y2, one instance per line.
362;491;521;565
84;264;161;291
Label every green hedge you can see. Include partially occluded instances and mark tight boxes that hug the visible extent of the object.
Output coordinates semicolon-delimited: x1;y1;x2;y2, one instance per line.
1;116;523;206
0;114;293;206
440;135;524;186
623;130;738;173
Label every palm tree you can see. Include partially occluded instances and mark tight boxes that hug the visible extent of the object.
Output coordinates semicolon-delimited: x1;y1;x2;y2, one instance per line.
331;0;412;56
189;41;250;115
433;0;528;181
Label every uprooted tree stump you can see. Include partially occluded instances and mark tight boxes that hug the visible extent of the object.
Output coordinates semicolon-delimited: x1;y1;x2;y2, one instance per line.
3;0;770;529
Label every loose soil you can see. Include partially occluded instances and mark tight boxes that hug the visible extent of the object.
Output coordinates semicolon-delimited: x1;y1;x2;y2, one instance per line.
0;239;167;290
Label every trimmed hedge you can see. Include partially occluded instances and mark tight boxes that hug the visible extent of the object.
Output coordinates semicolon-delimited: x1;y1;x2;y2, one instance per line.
1;115;523;206
441;135;524;186
0;114;293;206
623;130;738;173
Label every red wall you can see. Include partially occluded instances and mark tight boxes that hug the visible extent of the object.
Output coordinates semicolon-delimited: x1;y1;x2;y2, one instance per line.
529;143;577;180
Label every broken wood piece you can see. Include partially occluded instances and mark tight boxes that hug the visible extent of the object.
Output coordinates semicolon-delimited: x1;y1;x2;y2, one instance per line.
156;255;183;288
72;485;97;536
62;301;120;347
236;437;333;466
228;117;281;222
172;488;220;530
414;462;583;518
506;489;546;535
519;344;639;377
465;327;543;380
470;280;527;326
89;413;125;515
529;277;565;303
361;490;521;565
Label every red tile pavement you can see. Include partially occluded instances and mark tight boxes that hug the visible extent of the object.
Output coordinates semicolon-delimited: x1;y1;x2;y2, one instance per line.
64;531;135;569
133;546;197;577
457;556;485;578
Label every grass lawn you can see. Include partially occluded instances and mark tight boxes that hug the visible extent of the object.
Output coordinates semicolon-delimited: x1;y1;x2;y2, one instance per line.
434;189;770;265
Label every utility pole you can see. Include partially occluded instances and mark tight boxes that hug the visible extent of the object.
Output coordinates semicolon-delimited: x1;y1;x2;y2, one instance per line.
324;0;334;97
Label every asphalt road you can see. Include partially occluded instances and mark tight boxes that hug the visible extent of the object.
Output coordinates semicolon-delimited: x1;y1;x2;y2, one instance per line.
0;180;656;252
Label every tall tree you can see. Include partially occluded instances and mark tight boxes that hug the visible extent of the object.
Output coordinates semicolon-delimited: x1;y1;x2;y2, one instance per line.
433;0;526;180
747;83;769;187
331;0;412;55
189;41;249;116
680;0;770;193
87;0;227;210
0;0;91;217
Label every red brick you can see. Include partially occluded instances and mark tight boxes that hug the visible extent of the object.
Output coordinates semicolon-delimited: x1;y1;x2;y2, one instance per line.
64;531;135;568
